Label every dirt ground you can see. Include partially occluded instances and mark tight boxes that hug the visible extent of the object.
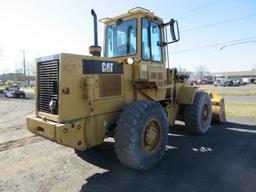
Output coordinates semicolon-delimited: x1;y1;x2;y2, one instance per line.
0;90;256;192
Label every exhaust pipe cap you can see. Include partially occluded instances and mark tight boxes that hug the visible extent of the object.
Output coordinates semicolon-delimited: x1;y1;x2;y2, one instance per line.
89;46;102;57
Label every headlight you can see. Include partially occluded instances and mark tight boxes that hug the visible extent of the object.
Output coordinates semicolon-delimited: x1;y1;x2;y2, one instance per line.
127;57;134;65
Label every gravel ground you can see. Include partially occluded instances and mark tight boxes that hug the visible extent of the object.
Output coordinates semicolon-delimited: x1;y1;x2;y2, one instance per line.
0;96;256;192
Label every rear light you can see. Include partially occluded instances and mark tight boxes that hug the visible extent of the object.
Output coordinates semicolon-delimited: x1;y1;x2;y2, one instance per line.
62;87;70;95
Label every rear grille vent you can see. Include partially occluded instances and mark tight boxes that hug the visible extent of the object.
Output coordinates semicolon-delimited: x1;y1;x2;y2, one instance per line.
157;72;163;80
149;72;163;81
150;72;157;80
37;60;59;114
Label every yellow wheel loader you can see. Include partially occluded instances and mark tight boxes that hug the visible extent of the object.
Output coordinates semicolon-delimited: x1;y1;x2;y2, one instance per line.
26;7;225;170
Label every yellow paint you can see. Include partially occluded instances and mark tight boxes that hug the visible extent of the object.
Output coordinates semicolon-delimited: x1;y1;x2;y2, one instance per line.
27;7;225;151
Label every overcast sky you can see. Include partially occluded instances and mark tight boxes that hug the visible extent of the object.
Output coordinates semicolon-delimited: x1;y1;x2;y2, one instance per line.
0;0;256;73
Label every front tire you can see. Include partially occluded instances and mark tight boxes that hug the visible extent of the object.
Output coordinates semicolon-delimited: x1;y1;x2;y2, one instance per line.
114;101;169;170
184;92;212;135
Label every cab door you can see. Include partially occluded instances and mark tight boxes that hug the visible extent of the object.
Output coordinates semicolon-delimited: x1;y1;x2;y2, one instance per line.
140;18;166;82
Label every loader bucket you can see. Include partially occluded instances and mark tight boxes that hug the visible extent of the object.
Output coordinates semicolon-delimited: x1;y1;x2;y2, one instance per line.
206;91;226;123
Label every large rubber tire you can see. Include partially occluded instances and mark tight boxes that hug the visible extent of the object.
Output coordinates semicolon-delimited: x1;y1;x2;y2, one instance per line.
184;92;212;135
114;101;169;170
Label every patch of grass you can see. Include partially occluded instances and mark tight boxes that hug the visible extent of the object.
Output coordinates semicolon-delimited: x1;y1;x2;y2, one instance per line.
26;91;35;98
225;101;256;118
199;84;256;95
24;89;35;98
215;90;256;95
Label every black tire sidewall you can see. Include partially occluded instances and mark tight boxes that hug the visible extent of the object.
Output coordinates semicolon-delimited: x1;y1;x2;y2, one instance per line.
115;101;169;170
199;94;212;133
184;92;212;135
134;106;168;168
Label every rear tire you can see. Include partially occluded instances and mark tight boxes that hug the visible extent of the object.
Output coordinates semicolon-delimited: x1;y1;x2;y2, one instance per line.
114;101;168;170
184;92;212;135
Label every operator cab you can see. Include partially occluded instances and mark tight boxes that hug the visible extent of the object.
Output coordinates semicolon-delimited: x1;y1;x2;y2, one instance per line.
101;7;180;64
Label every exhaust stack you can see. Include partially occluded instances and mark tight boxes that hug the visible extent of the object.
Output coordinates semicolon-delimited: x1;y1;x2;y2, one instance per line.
89;9;102;57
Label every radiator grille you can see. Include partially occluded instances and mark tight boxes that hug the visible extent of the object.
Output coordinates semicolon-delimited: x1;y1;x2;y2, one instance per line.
37;60;59;114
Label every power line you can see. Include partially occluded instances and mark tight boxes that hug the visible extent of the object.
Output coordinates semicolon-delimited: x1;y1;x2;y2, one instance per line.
165;0;242;20
172;0;224;17
182;14;256;33
171;36;256;54
172;40;256;54
219;40;256;50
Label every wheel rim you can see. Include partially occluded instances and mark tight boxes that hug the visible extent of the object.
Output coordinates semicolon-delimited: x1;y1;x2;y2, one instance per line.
201;104;209;122
142;119;162;155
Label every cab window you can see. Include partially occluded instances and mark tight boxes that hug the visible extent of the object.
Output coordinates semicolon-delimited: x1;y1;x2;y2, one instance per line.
105;18;137;57
142;18;162;62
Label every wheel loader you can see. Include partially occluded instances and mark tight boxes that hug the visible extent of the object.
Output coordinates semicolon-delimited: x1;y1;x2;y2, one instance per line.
26;7;226;170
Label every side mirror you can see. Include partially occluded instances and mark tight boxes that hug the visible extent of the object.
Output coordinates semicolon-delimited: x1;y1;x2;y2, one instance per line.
161;19;180;46
169;19;180;42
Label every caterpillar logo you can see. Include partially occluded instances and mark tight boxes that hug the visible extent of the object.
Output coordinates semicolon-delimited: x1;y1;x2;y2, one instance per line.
102;62;114;72
82;60;123;74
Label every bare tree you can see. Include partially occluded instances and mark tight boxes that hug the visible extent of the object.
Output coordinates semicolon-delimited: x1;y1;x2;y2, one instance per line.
20;50;27;83
177;66;187;73
15;67;23;81
28;61;36;76
0;48;3;74
195;65;210;80
252;64;256;71
26;61;36;85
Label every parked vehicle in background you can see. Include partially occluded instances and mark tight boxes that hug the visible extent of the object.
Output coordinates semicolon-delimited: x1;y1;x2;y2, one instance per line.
214;75;228;86
4;84;26;98
227;79;240;86
214;80;227;87
203;76;214;84
241;78;249;85
198;79;207;85
190;80;198;86
13;81;26;86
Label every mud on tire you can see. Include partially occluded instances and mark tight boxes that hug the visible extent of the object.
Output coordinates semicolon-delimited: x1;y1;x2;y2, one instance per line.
114;101;169;170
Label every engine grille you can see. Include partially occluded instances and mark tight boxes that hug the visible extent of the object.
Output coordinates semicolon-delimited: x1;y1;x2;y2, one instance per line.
37;60;59;114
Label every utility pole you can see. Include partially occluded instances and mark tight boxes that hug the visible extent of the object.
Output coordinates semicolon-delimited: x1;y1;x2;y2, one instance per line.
0;48;3;75
21;50;26;85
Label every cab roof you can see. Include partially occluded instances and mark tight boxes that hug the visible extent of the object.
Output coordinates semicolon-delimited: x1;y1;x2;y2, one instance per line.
99;7;163;24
